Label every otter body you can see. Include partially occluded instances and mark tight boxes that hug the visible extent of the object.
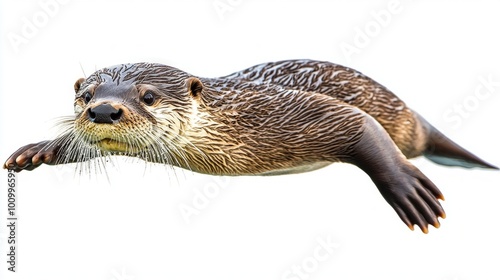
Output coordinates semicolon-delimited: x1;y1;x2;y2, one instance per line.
4;59;497;233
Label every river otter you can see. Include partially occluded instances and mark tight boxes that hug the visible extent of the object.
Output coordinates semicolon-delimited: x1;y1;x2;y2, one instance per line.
4;59;497;233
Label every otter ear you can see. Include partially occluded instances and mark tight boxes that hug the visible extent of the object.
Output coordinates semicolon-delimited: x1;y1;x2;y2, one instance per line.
186;77;203;98
74;78;85;93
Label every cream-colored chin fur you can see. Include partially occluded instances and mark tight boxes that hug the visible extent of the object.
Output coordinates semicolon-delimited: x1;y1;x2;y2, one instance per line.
96;138;140;153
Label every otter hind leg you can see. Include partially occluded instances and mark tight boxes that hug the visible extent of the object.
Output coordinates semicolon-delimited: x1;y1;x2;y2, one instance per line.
348;116;446;233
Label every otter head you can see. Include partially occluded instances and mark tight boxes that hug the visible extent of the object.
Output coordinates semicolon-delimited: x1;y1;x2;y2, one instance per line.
69;63;203;162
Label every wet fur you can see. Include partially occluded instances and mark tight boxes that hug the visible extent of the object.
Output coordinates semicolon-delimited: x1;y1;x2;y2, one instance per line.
4;59;497;233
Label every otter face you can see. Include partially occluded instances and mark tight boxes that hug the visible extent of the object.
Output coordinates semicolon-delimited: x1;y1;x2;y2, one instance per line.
73;77;163;154
67;63;203;163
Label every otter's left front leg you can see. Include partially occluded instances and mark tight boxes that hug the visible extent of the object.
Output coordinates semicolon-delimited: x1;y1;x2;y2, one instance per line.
3;133;82;172
4;140;65;172
347;116;446;233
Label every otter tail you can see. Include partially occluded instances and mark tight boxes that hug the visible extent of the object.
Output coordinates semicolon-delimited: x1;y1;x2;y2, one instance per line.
423;124;498;170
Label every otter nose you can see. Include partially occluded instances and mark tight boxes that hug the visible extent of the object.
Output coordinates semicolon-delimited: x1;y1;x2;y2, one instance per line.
88;104;123;124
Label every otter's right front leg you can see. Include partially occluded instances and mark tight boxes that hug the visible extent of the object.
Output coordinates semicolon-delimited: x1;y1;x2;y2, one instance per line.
4;140;65;172
347;116;446;233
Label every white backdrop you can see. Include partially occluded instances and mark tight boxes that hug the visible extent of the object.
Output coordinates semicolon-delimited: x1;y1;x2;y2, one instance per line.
1;1;499;280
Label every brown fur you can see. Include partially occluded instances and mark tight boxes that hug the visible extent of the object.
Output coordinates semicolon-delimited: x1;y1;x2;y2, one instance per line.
4;59;497;233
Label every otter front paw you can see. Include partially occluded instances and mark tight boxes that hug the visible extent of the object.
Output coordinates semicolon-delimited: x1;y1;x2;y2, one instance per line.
377;163;446;233
4;141;60;172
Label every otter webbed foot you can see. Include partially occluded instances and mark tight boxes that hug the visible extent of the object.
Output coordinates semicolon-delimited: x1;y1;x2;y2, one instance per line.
349;116;446;233
4;140;60;172
374;162;446;233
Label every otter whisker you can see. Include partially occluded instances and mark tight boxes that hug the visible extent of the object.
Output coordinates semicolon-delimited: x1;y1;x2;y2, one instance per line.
141;130;182;176
173;134;208;160
79;62;87;78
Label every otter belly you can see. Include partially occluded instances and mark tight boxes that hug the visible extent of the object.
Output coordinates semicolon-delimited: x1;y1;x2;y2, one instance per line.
258;161;332;176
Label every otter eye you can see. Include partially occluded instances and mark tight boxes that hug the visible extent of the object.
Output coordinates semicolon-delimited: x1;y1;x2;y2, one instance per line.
142;91;155;106
84;92;93;104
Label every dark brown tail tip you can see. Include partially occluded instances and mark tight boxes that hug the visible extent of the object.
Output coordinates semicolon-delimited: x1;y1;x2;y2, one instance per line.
424;128;498;170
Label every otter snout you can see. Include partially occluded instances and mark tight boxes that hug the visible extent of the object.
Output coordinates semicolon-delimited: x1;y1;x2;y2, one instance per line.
88;103;123;124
